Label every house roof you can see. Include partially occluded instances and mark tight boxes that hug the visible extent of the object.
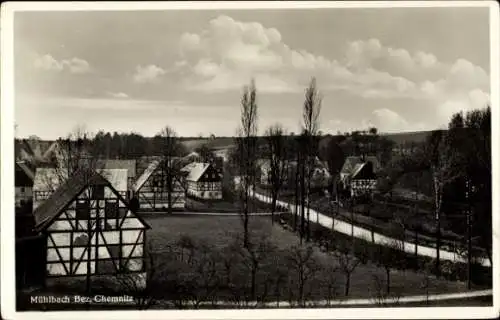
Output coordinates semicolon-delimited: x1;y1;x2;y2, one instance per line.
33;170;110;231
33;168;67;193
16;139;58;163
96;159;137;178
341;156;380;175
33;169;149;232
96;169;128;192
340;156;363;175
351;162;376;180
15;162;35;187
132;160;160;192
183;162;213;182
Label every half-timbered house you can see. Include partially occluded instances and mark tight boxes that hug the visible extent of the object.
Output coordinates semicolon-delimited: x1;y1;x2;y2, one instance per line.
181;162;222;200
342;161;378;198
32;169;150;286
132;159;186;211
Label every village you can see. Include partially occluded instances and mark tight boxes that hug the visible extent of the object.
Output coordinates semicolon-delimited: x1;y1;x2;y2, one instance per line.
13;93;492;309
7;5;494;313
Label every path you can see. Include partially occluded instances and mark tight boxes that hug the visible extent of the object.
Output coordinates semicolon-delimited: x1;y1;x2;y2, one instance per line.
251;191;491;268
157;289;492;308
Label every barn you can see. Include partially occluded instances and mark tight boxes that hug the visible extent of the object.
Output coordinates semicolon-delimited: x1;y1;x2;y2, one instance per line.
32;169;150;286
181;162;222;200
132;159;186;211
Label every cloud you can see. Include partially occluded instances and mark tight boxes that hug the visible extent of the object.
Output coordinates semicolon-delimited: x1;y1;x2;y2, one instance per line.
62;58;90;74
107;91;129;99
133;64;166;83
367;108;427;133
173;15;489;105
33;54;90;74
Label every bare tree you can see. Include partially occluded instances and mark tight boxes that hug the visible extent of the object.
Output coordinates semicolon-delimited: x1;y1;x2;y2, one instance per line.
239;236;276;303
333;242;365;297
375;238;405;296
301;77;322;242
158;126;183;215
43;125;101;193
265;124;288;224
429;134;460;277
236;79;259;250
286;245;320;306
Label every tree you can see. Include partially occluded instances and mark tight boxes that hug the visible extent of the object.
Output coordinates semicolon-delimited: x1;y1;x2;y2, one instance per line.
265;124;288;224
427;132;461;277
286;245;320;307
235;79;259;250
375;238;406;295
158;126;183;215
239;237;276;303
333;241;365;297
301;77;322;242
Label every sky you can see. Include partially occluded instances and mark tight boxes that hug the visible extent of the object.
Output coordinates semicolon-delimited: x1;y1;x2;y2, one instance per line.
14;7;491;139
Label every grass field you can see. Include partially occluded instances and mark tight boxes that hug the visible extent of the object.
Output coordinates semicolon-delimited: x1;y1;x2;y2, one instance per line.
145;215;472;301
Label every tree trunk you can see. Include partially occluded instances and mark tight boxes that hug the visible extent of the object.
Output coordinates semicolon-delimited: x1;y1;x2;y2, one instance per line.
386;268;390;294
344;273;350;296
271;192;277;225
251;264;257;301
167;173;173;215
436;212;441;278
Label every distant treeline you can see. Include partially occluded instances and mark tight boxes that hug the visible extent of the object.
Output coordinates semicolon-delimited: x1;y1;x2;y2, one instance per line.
16;129;433;168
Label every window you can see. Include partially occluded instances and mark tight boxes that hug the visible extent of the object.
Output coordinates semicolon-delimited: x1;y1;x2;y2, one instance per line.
105;201;119;230
20;187;25;193
92;185;105;199
76;201;90;223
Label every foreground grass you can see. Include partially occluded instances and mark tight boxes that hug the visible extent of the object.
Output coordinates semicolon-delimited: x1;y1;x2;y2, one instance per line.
146;215;470;300
18;215;484;311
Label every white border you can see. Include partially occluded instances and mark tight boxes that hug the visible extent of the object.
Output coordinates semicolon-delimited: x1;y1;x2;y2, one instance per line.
1;1;498;319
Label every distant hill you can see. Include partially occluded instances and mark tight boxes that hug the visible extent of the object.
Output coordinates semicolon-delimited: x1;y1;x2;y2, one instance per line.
380;130;441;145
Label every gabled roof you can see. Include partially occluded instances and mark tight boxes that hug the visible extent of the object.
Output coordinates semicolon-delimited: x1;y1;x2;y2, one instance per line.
340;156;380;175
182;162;215;182
15;162;35;187
16;161;35;181
96;159;137;178
96;169;128;192
33;170;110;231
132;160;160;192
33;169;149;232
340;156;363;175
180;161;198;173
351;162;377;180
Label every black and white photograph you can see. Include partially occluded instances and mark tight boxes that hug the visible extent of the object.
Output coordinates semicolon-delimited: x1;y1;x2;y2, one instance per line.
1;1;498;319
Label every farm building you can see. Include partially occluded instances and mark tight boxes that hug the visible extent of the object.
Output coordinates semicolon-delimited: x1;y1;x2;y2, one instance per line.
181;162;222;200
15;161;35;208
340;159;378;197
32;169;150;286
33;168;129;210
340;156;380;183
132;159;186;211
